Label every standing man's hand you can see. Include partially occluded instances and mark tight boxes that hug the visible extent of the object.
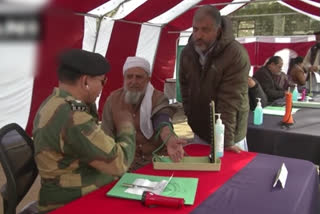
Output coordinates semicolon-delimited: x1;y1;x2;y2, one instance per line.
225;145;243;154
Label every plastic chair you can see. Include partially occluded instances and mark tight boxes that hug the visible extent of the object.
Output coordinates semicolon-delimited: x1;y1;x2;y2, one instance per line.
0;123;38;214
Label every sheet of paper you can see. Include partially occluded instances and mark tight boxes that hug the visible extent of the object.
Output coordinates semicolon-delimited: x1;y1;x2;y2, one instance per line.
124;174;173;195
273;163;288;188
314;72;320;83
107;173;198;205
124;178;168;195
263;106;300;116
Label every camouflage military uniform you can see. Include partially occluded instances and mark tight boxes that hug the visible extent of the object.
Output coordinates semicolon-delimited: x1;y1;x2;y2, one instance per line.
33;88;135;212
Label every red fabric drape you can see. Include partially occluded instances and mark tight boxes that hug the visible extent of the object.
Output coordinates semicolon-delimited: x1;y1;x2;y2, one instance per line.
26;0;109;134
98;21;141;116
26;7;85;134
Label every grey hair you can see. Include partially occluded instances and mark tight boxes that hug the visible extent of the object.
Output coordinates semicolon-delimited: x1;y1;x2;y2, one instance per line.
193;5;221;28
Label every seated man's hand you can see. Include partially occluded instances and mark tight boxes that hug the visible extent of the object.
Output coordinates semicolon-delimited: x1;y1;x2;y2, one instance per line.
225;145;243;154
160;126;187;162
166;135;187;162
310;65;318;72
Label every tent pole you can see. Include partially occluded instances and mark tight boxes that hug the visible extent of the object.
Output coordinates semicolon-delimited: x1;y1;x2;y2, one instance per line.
92;16;103;53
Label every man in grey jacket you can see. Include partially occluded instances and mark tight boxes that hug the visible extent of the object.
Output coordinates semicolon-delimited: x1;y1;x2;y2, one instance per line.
179;5;250;153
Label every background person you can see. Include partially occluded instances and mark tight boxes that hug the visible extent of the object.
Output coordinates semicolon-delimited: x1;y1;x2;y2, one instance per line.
303;31;320;93
287;56;306;88
253;56;286;103
248;76;268;111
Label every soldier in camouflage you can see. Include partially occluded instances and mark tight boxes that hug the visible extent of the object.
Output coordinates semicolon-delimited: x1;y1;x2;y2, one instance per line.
33;49;136;212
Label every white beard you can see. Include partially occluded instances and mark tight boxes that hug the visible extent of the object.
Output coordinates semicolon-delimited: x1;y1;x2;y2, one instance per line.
124;90;144;104
124;85;147;104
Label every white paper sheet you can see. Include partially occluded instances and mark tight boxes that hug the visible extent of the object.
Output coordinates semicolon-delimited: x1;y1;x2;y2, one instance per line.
314;72;320;83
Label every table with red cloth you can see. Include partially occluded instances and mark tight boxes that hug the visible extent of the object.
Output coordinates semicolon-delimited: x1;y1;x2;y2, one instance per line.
50;144;319;214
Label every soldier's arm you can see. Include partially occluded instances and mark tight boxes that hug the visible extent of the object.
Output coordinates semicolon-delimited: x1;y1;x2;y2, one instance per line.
67;112;135;176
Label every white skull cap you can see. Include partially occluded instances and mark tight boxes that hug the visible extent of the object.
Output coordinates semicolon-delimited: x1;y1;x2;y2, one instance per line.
123;56;151;76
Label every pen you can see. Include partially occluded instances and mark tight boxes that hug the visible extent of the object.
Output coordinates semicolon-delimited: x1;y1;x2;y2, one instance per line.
122;183;155;190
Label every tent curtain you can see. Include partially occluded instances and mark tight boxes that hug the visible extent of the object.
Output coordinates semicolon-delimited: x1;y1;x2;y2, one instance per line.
0;0;316;134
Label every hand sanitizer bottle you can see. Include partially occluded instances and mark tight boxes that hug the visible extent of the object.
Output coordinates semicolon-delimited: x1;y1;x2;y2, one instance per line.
215;113;225;158
253;98;263;125
292;84;299;101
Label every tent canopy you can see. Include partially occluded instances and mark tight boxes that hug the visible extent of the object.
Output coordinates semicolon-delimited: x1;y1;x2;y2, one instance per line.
0;0;319;134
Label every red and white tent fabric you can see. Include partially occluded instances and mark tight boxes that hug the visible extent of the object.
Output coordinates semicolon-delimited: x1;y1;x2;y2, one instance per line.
0;0;319;134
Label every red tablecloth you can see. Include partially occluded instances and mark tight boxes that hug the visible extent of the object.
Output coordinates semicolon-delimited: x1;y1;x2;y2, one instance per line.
50;144;256;214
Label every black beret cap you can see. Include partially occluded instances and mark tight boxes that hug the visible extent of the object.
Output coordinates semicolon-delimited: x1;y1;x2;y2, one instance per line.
59;49;110;76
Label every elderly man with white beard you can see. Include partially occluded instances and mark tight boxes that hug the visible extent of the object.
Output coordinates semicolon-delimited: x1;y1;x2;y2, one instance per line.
101;56;186;171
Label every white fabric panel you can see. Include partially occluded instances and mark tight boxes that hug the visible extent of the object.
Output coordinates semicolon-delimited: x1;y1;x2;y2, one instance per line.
178;1;250;47
4;0;48;7
219;0;250;16
178;29;192;46
177;1;248;46
180;35;314;46
180;35;315;46
278;1;320;21
82;16;98;52
93;18;115;110
0;42;36;129
112;0;148;19
93;18;115;57
84;0;149;53
135;25;161;69
89;0;126;16
149;0;202;24
84;0;146;56
237;36;315;44
308;35;316;42
301;0;320;8
137;0;202;69
275;37;291;43
90;0;147;18
290;35;315;43
236;37;247;43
